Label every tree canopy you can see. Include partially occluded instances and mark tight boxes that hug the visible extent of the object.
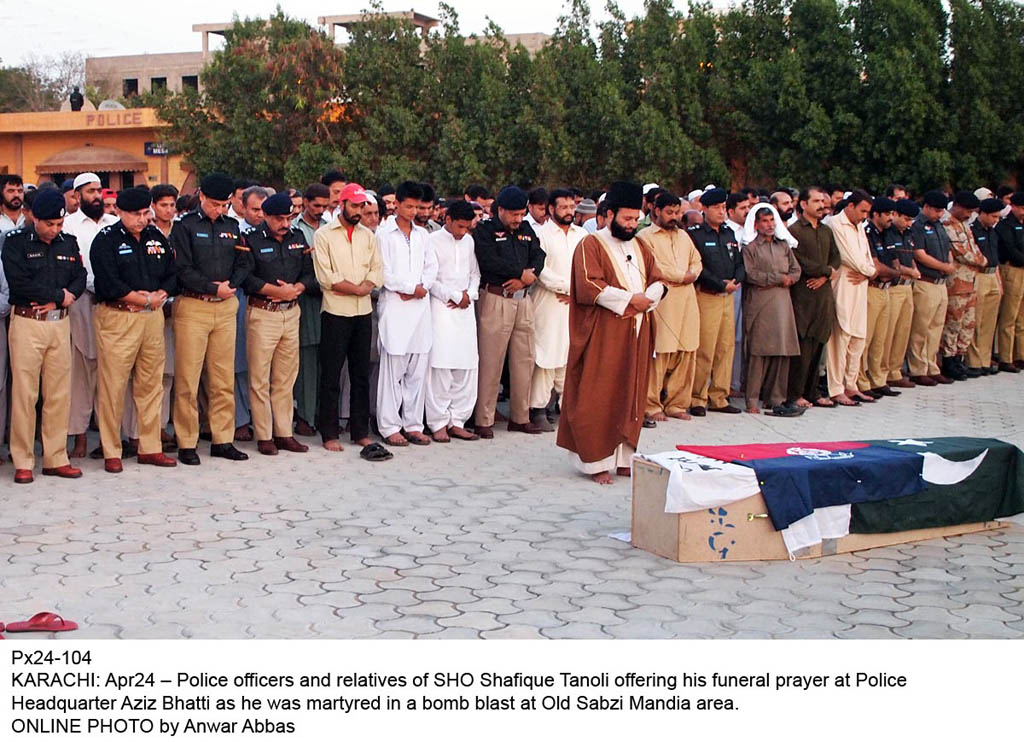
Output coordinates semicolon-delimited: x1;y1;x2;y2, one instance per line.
156;0;1024;194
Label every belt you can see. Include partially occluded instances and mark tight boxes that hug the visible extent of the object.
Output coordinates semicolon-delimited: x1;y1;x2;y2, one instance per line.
484;283;526;300
248;296;297;312
920;275;947;285
696;286;728;296
979;267;999;274
181;289;225;302
14;305;69;321
869;281;892;290
104;300;152;313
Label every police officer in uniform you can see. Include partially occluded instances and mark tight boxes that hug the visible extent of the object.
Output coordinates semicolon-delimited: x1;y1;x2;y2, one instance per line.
858;197;901;397
967;198;1004;375
995;192;1024;372
91;187;179;473
882;199;922;388
687;188;744;415
170;173;251;464
907;191;956;385
240;192;315;455
1;190;87;483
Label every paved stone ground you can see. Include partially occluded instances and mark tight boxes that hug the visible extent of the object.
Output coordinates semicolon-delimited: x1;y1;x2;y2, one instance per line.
2;372;1023;640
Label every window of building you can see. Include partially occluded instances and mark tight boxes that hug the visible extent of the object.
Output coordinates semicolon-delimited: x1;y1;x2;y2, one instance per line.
123;78;139;97
150;77;167;92
120;172;135;189
182;75;199;91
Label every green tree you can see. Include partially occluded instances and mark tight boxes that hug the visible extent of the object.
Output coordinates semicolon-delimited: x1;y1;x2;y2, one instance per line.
158;10;346;187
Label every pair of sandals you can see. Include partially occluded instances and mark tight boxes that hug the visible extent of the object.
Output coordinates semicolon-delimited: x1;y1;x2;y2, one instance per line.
0;612;78;638
359;442;393;462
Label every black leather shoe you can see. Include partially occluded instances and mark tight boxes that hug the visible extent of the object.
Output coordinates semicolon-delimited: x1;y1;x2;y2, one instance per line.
210;443;249;461
708;404;742;414
178;448;201;466
998;362;1020;374
873;386;901;397
689;406;707;417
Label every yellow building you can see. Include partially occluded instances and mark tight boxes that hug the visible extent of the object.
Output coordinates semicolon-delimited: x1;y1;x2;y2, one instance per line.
0;108;191;192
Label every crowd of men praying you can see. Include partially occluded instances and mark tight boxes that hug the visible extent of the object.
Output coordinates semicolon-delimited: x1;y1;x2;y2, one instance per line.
0;170;1021;484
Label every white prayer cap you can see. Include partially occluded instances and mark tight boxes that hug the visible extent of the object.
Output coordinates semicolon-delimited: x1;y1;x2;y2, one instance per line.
741;203;797;249
842;190;852;199
704;184;716;191
687;189;704;201
974;187;994;200
73;172;101;190
642;183;660;195
597;192;606;203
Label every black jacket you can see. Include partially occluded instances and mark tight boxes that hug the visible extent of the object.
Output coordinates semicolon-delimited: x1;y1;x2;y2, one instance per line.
1;226;87;307
240;224;316;297
687;222;744;292
473;217;545;287
170;208;249;295
91;222;176;302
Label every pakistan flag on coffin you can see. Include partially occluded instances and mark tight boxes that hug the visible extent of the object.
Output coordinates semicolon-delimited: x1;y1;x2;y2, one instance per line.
850;438;1024;533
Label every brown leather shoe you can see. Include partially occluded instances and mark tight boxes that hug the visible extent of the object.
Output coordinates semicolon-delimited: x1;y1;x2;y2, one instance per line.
274;436;309;453
910;375;937;387
14;469;33;484
138;452;178;467
508;421;544;434
931;374;954;385
41;464;83;479
475;425;494;439
890;377;916;388
999;362;1021;374
234;425;254;442
104;458;123;474
257;440;279;456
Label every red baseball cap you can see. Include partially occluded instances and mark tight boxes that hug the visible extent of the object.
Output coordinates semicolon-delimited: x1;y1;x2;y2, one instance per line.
339;183;369;204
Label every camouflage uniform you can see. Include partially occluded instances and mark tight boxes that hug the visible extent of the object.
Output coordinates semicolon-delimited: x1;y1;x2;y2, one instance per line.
940;215;987;356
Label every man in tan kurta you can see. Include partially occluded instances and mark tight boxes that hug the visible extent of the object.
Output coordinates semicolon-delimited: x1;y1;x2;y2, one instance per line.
557;182;666;485
824;192;877;405
639;192;701;422
741;205;802;415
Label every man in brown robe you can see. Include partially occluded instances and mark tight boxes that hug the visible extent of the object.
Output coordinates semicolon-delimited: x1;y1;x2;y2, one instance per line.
787;186;841;408
741;205;803;415
557;181;667;485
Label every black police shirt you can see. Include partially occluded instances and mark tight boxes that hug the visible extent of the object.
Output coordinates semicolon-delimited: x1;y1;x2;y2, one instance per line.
91;222;177;303
240;224;316;297
910;214;952;281
1;226;87;307
687;222;744;292
472;217;545;288
970;221;1000;268
169;208;250;295
996;213;1024;267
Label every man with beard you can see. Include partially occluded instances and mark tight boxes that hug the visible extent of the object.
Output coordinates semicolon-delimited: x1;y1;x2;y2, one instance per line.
1;174;26;233
557;181;666;484
376;182;437;447
240;192;314;456
857;197;901;398
740;205;802;415
472;185;546;438
688;188;743;415
529;188;587;432
90;187;178;473
639;191;701;423
770;190;796;225
313;183;388;460
292;182;330;435
967;198;1004;374
171;173;251;465
787;186;841;408
415;183;441;233
2;190;87;483
940;191;986;380
63;172;119;458
378;183;397;217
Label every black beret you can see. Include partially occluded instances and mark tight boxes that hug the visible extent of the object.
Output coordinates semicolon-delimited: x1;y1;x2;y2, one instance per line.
700;188;728;207
494;185;528;211
606;181;644;210
871;196;898;214
953;190;980;209
979;197;1004;214
200;172;234;200
116;187;152;212
261;192;293;216
922;190;948;209
895;198;920;218
1010;192;1024;207
31;189;66;220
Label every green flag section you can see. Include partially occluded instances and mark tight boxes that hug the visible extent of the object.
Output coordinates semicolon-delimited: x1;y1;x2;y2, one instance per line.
850;438;1024;534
